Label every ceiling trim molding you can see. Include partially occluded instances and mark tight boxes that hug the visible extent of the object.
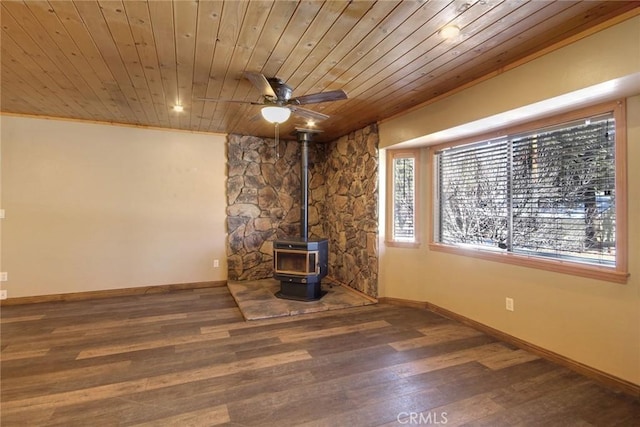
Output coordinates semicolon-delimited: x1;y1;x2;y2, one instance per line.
0;112;227;138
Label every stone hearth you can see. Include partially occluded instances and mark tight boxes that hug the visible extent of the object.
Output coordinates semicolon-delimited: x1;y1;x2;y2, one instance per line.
227;278;376;321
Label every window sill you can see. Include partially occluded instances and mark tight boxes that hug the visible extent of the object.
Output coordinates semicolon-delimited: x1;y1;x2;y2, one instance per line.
429;242;629;284
386;241;421;249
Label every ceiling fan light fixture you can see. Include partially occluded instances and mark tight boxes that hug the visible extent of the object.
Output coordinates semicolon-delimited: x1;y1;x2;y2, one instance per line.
261;106;291;124
439;25;460;39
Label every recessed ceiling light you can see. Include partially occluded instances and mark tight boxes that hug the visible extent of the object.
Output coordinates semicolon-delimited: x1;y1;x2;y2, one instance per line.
173;105;184;112
440;25;460;39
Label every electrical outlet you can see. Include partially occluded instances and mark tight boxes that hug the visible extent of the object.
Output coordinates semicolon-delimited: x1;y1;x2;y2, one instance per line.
0;290;6;300
213;259;219;268
0;272;7;282
0;209;5;219
505;297;514;312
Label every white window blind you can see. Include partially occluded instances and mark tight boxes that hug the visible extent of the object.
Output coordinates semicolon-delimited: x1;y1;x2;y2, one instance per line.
392;156;416;241
435;112;616;267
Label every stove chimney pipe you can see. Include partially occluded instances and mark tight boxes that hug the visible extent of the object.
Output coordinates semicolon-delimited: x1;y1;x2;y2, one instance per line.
296;130;312;241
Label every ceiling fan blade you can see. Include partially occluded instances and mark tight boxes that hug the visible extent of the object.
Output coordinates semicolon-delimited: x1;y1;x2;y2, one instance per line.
197;98;263;105
244;72;277;99
290;89;347;105
289;106;330;121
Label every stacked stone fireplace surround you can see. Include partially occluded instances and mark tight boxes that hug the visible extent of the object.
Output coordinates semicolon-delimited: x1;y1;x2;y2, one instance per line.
226;124;379;298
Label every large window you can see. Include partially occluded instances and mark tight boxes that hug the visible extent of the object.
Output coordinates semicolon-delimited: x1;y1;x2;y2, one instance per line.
431;102;628;283
386;149;420;247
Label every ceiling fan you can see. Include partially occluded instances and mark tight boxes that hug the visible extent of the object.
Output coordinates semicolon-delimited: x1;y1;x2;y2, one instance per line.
200;72;348;124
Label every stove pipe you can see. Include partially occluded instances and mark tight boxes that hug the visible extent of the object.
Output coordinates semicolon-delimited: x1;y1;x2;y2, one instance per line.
297;130;312;241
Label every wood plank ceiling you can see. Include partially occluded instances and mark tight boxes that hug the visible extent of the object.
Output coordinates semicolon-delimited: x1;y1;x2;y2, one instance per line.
1;1;638;142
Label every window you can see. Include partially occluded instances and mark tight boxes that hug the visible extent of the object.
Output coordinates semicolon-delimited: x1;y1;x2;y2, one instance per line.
431;101;628;283
386;149;420;247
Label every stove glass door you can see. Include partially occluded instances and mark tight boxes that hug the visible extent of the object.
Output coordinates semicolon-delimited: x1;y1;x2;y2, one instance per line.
274;249;318;275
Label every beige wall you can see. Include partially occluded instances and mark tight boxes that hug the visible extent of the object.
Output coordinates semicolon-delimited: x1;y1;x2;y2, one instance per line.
378;18;640;385
1;116;228;298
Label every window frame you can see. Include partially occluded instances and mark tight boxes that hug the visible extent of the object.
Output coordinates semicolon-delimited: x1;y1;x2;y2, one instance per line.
429;100;628;284
386;148;421;248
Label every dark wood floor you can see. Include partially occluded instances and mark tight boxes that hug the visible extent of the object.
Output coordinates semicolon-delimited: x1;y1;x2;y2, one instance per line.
1;286;638;426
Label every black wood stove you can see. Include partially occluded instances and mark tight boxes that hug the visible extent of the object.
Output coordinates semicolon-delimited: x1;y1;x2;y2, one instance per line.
273;237;328;301
274;129;328;301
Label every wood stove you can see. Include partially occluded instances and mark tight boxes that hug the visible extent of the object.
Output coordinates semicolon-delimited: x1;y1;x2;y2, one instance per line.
274;238;328;301
274;129;328;301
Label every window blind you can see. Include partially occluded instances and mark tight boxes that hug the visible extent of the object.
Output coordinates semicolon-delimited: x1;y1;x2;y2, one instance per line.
437;138;509;249
435;113;616;267
393;157;415;240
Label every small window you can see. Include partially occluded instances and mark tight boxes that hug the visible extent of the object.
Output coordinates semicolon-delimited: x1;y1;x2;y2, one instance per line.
386;149;420;247
431;101;628;283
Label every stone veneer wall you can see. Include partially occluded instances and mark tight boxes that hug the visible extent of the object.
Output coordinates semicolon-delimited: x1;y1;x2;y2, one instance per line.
315;124;379;297
226;134;323;280
226;125;378;297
